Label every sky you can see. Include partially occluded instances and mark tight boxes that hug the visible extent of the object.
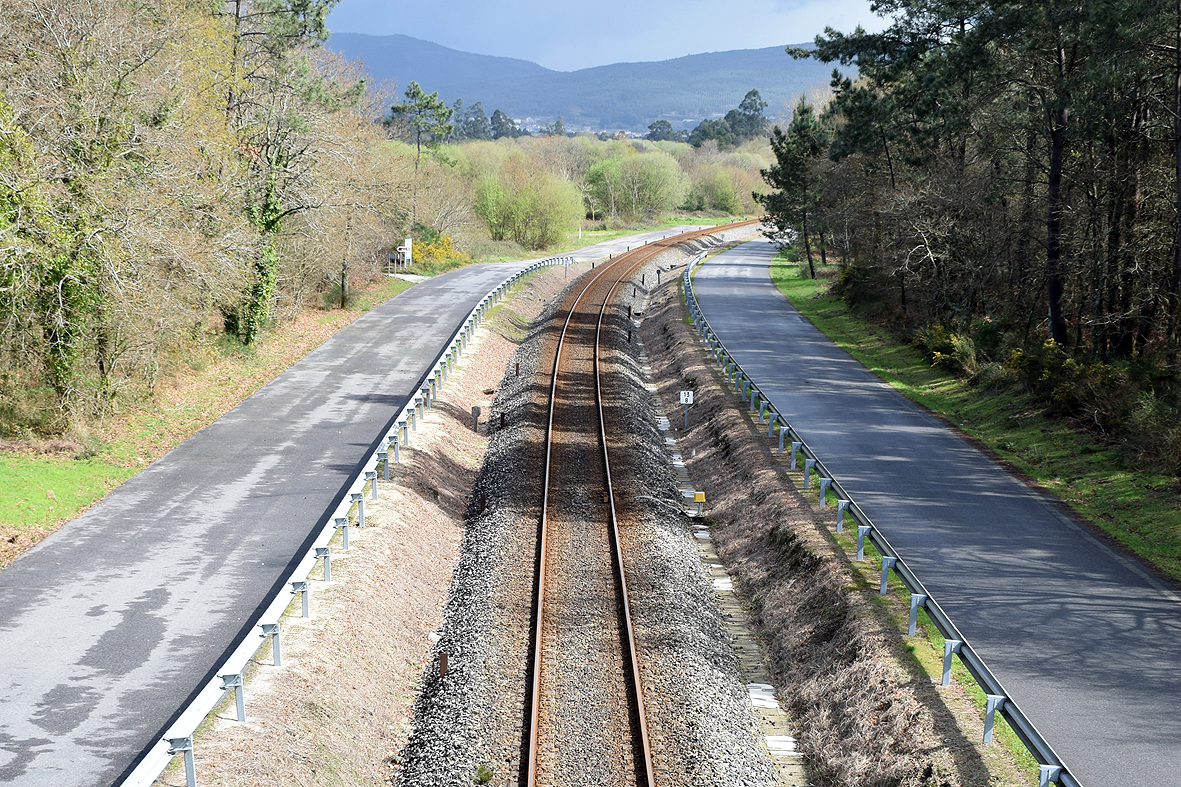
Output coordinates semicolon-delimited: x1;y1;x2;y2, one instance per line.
325;0;886;72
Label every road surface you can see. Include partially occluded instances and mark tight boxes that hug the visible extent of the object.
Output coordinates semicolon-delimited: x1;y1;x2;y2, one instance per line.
693;239;1181;787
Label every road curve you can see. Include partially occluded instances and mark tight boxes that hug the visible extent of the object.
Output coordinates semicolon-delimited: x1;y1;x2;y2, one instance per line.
0;224;694;787
693;239;1181;787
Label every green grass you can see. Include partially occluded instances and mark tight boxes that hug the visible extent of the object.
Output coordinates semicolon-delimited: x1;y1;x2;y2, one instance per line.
0;455;134;528
769;252;1181;585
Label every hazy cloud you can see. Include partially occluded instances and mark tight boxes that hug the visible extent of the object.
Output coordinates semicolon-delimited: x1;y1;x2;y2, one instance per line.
326;0;885;72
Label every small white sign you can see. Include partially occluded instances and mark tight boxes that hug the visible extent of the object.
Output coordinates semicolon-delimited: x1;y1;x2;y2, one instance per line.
680;390;694;405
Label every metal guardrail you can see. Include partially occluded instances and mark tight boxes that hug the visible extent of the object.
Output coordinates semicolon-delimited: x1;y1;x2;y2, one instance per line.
120;254;572;787
682;254;1080;787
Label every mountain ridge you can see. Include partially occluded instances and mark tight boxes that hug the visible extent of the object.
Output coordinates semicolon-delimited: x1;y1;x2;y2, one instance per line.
326;33;835;132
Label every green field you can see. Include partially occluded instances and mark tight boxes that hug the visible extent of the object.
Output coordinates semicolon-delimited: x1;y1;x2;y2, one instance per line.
768;252;1181;585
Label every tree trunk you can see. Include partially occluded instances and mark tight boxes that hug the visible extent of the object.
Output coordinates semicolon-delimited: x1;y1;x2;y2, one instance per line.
1046;106;1069;345
1174;0;1181;348
802;213;815;279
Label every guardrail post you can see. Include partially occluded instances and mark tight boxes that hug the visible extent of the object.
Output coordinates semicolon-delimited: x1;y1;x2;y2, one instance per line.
768;413;778;437
778;426;786;453
942;639;962;685
351;492;365;527
422;385;432;409
167;737;196;787
260;622;281;665
315;546;331;582
857;525;871;561
742;379;750;402
408;408;416;432
378;451;389;481
803;458;816;488
908;593;926;635
759;401;768;424
734;370;742;393
750;391;759;415
1039;765;1063;787
790;442;802;470
983;695;1006;744
220;672;245;721
836;499;851;532
366;470;378;500
819;477;832;508
416;396;425;422
334;516;350;551
292;580;309;617
879;556;897;594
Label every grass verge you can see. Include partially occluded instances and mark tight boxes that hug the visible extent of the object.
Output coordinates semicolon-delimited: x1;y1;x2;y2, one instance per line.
768;251;1181;586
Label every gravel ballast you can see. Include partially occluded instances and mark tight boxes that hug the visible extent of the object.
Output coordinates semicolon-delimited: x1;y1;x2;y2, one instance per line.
396;237;781;787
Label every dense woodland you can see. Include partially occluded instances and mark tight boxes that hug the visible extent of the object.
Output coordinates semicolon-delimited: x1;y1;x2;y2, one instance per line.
760;0;1181;473
0;2;767;438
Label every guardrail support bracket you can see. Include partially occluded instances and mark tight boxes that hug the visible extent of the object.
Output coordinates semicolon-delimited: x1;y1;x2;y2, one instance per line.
836;499;851;532
220;672;245;722
1039;765;1063;787
260;622;281;665
908;594;926;636
983;694;1006;744
879;556;897;594
315;546;331;583
167;736;196;787
350;492;364;528
942;639;962;685
857;525;871;561
291;580;309;618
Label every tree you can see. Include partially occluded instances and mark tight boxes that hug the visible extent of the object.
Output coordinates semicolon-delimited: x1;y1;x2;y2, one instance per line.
757;98;828;278
491;109;521;139
646;119;682;142
689;118;733;148
543;116;567;136
473;153;581;249
725;88;769;141
452;99;492;141
389;81;454;225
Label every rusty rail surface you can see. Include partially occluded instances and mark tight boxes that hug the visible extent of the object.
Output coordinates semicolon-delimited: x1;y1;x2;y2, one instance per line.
525;221;755;787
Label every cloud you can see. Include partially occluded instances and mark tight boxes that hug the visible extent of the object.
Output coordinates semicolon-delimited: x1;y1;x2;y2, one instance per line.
326;0;885;71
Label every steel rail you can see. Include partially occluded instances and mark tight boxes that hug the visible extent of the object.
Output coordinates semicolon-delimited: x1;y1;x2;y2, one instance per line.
527;254;623;786
525;222;751;786
594;256;656;787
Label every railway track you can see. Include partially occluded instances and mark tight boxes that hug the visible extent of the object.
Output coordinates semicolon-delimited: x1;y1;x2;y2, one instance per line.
523;222;754;787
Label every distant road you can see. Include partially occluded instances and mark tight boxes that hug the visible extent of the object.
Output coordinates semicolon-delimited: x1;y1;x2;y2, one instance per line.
0;228;694;787
693;239;1181;787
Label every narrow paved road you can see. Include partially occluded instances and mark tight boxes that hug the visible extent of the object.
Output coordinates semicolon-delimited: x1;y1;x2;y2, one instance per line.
0;224;705;787
693;239;1181;787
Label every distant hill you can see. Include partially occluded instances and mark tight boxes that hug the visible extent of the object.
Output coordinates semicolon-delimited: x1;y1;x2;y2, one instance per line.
326;33;837;132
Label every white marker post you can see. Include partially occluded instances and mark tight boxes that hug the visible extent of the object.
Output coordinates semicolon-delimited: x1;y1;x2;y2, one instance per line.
680;389;694;429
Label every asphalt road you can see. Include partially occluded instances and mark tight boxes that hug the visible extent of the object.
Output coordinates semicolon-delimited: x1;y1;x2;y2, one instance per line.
693;239;1181;787
0;224;701;787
